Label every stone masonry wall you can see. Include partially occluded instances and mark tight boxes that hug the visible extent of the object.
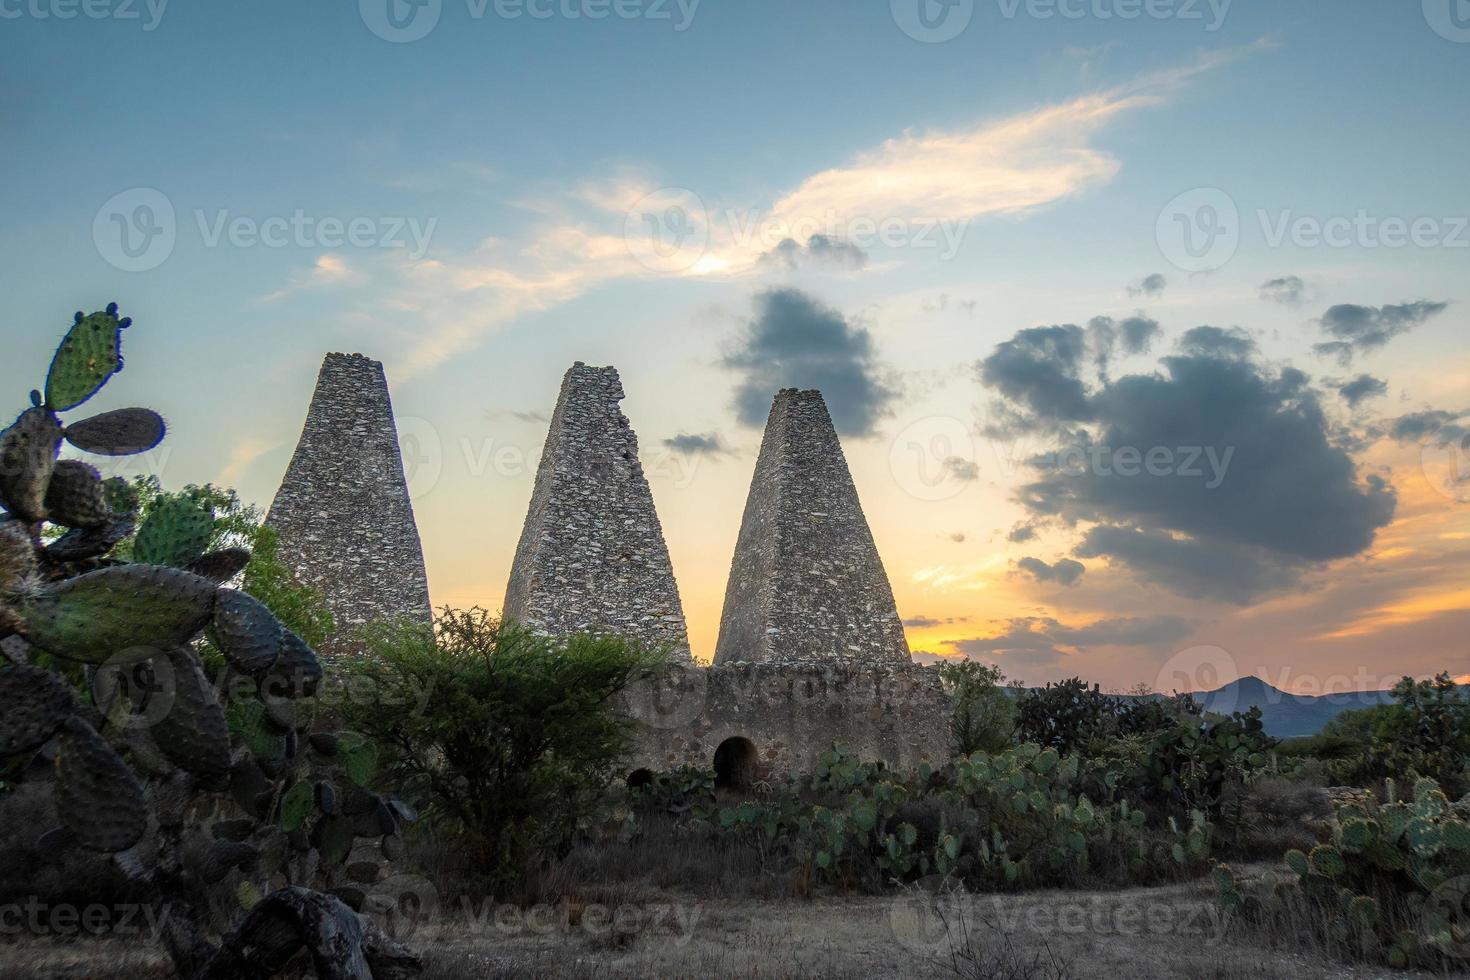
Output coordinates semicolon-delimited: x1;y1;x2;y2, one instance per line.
715;389;910;667
267;353;432;652
503;363;692;661
623;663;953;779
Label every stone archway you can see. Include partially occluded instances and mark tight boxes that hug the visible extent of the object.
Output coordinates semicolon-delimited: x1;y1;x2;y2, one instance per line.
713;736;758;791
626;768;655;790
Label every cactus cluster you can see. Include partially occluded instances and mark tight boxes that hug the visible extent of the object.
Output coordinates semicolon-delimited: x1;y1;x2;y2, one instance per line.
1214;776;1470;969
637;742;1216;893
0;306;422;980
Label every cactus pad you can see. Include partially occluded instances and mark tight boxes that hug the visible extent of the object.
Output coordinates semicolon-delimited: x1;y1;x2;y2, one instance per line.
263;628;324;699
133;494;214;568
152;647;232;781
0;407;63;523
21;564;217;663
54;717;147;852
62;407;166;457
209;588;285;673
44;513;136;564
44;306;130;411
187;547;252;584
43;460;110;528
0;663;76;755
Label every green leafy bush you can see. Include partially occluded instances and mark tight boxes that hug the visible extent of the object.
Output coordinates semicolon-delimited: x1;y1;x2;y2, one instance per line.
939;660;1016;754
332;607;668;894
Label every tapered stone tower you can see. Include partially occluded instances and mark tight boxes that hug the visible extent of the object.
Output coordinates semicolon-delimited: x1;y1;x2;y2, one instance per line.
715;389;909;667
503;363;692;661
268;353;432;652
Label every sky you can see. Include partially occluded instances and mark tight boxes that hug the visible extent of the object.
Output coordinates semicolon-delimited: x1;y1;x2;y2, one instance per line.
2;0;1467;694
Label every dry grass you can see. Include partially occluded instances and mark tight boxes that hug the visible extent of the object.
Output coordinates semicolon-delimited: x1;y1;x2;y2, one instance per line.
2;873;1427;979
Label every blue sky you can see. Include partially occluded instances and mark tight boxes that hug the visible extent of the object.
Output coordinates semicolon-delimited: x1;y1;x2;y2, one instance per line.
3;0;1467;688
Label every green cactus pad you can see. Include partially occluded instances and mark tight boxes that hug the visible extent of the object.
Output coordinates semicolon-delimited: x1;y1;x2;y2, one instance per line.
54;716;147;852
187;548;252;585
61;407;166;457
133;494;214;568
209;588;284;673
21;564;217;664
1443;819;1470;852
152;647;232;781
43;460;110;529
262;628;323;699
0;664;76;755
44;513;136;564
1284;848;1310;876
44;306;130;412
1309;845;1346;878
0;407;63;523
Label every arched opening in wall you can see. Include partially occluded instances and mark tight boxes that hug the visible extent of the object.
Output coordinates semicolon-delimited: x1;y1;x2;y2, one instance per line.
713;736;758;791
626;768;654;790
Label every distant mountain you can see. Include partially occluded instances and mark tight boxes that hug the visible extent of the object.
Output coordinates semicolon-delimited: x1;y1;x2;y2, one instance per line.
1197;676;1397;739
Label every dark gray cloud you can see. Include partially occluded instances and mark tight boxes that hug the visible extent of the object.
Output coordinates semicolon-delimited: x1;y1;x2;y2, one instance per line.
1177;325;1256;360
663;432;732;456
1314;301;1449;364
903;615;971;629
1127;273;1168;298
759;234;869;272
1336;374;1388;409
947;614;1194;667
1016;556;1085;586
943;457;979;481
726;289;899;437
949;532;967;543
978;321;1397;603
1259;276;1307;307
1313;341;1356;367
1381;410;1470;446
977;324;1092;422
1074;525;1299;604
1007;523;1037;543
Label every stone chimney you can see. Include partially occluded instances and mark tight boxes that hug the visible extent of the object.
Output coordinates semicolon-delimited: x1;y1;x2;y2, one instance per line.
503;363;692;661
267;353;432;653
714;388;909;667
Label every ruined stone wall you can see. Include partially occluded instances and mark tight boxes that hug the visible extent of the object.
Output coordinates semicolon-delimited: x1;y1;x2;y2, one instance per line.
715;389;910;667
267;353;432;652
503;363;692;661
623;663;953;779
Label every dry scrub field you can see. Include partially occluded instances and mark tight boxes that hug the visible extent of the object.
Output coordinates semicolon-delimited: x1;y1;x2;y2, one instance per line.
0;872;1439;979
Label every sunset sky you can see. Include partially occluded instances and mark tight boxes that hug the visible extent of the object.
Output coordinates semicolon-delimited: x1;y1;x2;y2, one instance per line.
3;1;1466;693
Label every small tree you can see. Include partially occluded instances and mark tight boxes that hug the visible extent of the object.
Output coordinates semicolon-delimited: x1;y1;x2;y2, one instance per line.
332;608;668;893
939;660;1016;755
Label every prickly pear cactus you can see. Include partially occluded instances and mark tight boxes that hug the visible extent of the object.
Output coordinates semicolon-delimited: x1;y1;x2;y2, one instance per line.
0;305;422;980
1217;776;1470;970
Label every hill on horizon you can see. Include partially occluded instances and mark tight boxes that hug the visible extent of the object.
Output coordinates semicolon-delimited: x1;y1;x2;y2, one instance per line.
1195;675;1398;739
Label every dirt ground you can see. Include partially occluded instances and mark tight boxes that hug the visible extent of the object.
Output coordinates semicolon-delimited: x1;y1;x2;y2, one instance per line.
0;874;1446;979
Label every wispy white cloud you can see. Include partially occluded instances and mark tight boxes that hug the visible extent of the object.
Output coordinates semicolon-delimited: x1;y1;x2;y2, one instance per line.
296;43;1269;377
